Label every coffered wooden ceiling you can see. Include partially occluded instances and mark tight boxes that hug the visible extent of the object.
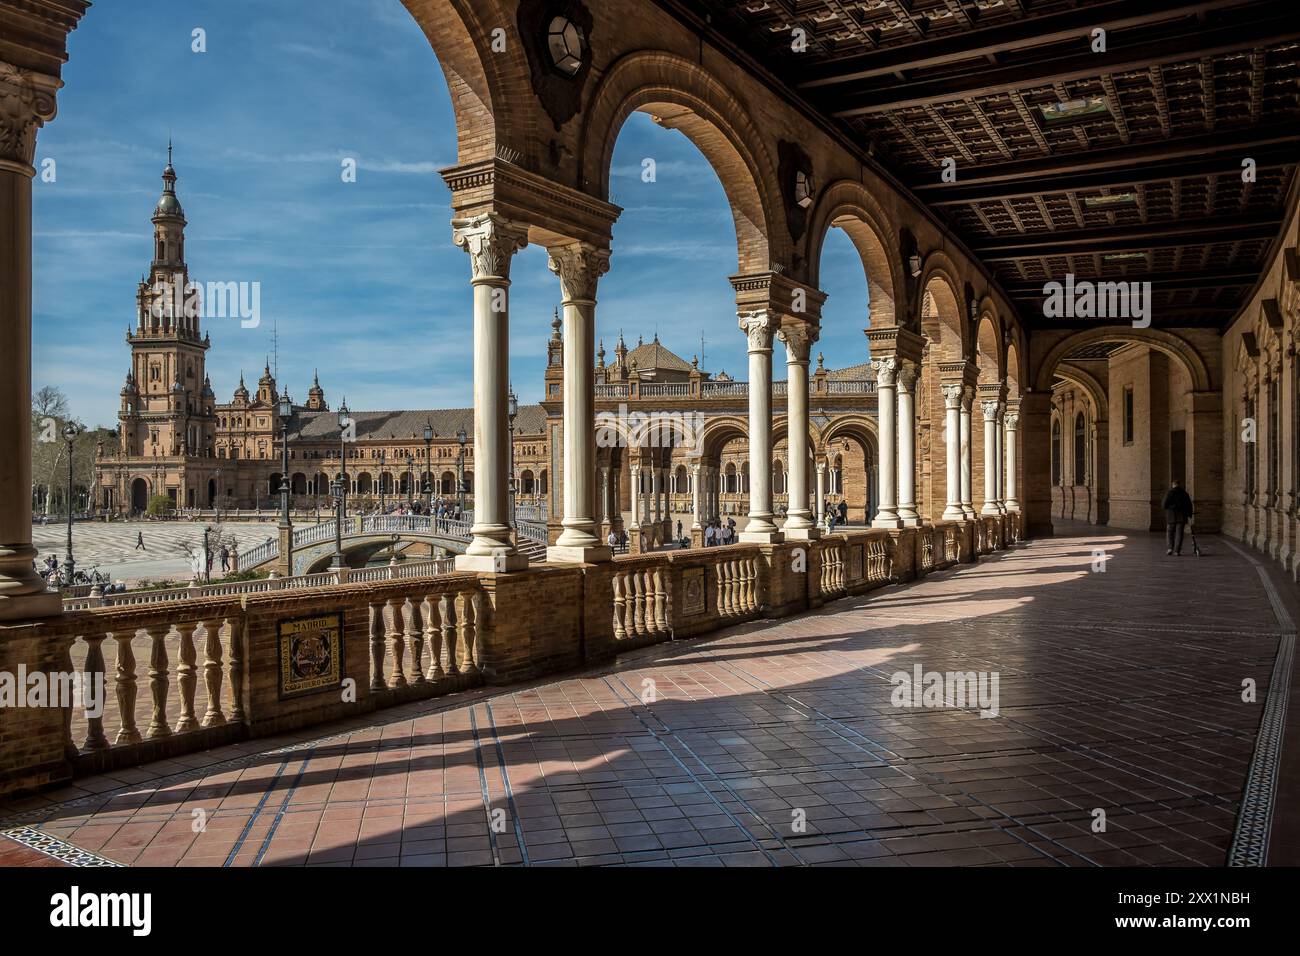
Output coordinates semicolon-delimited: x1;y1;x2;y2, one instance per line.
658;0;1300;329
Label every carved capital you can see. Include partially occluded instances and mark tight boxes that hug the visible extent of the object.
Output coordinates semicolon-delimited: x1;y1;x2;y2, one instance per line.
451;213;528;282
0;62;60;171
776;322;818;363
981;400;1001;422
896;363;917;393
547;242;610;304
941;383;964;408
1004;412;1020;430
738;309;775;353
871;356;898;388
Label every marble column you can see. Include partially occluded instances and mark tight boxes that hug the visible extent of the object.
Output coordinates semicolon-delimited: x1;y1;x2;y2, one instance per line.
960;387;976;518
1005;412;1021;512
872;357;901;528
691;462;702;530
995;401;1008;514
598;466;609;531
981;400;1001;516
779;322;818;538
628;463;641;530
547;242;611;562
897;363;920;527
0;67;68;618
452;213;529;572
739;310;781;542
815;460;826;524
942;384;965;520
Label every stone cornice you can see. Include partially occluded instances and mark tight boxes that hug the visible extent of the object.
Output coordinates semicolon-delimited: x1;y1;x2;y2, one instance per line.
440;157;622;249
730;271;827;323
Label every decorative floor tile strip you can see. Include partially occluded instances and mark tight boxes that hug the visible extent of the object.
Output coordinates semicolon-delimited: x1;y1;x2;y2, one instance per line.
2;827;122;867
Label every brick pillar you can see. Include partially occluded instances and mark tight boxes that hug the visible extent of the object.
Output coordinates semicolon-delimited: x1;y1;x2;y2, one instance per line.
1020;392;1054;537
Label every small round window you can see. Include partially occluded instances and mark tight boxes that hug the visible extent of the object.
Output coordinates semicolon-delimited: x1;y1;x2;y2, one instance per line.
547;16;586;76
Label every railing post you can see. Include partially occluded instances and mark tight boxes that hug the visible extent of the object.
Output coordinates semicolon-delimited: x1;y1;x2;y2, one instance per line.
201;619;226;727
81;633;110;751
174;622;200;732
145;627;171;738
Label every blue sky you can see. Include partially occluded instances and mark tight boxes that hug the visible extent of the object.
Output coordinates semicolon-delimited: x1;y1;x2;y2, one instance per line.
33;0;871;429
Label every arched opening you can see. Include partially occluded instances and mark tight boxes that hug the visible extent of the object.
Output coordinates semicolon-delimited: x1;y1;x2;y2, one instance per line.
919;275;965;520
1032;329;1217;534
132;478;150;514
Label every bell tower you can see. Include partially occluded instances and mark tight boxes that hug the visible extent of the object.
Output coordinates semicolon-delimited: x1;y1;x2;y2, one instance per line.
120;145;213;464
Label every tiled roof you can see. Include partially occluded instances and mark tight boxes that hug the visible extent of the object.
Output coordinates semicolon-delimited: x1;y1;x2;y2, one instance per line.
289;404;547;441
827;361;875;381
626;338;694;373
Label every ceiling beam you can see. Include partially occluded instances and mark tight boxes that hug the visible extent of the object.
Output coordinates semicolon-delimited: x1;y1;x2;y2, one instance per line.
975;214;1282;258
797;0;1262;89
1000;271;1261;294
829;8;1299;117
912;132;1299;204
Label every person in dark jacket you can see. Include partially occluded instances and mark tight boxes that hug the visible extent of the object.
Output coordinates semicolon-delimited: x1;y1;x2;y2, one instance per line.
1162;480;1194;555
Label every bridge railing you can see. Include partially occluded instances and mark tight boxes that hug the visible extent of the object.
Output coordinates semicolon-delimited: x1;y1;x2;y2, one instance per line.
516;519;548;544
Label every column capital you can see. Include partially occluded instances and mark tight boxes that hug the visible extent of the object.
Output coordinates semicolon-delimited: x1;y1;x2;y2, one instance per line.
547;241;610;304
776;320;818;363
738;309;775;353
1004;411;1020;429
0;62;60;173
451;213;528;282
981;399;1001;422
942;382;964;408
871;356;899;388
896;362;918;393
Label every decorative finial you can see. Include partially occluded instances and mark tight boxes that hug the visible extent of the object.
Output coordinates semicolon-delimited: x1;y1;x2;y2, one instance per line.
817;352;825;369
692;355;699;369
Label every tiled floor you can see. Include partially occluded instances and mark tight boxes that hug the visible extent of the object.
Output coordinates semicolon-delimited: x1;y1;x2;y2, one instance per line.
2;527;1291;867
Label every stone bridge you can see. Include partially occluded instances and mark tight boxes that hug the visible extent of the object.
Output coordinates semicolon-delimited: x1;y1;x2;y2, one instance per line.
240;515;549;576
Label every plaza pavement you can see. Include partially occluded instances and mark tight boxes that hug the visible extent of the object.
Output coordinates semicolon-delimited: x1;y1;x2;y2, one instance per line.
3;525;1295;867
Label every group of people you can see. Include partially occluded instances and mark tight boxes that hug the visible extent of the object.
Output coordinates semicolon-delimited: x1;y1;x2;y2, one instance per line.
704;518;738;547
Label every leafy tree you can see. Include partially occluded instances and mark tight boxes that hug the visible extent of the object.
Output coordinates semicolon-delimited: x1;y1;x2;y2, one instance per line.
146;494;174;516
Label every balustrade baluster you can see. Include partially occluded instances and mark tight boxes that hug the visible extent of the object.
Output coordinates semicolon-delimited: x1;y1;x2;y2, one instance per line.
458;590;479;674
225;617;246;723
424;593;444;679
612;573;627;640
369;603;386;691
175;622;200;732
387;597;407;688
406;597;425;684
81;633;109;751
145;628;170;738
441;593;458;675
200;619;226;727
652;568;667;632
631;570;645;635
111;630;142;744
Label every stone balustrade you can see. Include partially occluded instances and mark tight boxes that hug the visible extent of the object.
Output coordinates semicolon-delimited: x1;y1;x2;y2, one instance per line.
1;515;1014;796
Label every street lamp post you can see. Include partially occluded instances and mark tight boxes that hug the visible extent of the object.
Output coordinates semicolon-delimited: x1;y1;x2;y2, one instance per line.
330;479;345;570
456;426;468;518
507;387;518;529
338;399;351;521
202;524;212;584
214;467;223;523
278;392;294;570
424;422;434;513
61;422;80;585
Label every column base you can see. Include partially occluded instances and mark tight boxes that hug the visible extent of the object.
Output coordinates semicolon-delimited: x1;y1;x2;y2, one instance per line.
456;552;529;573
942;505;966;521
739;530;784;544
981;505;1001;516
1005;500;1021;512
899;510;922;527
873;513;902;530
546;544;612;564
783;526;822;541
961;506;976;519
0;588;62;623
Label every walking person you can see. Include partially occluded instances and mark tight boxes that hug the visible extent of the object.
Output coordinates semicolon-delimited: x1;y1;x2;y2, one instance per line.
837;500;848;526
1162;479;1195;556
135;530;145;550
219;544;230;573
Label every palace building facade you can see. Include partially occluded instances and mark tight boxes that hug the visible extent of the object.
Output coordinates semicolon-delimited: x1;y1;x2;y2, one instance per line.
95;157;888;538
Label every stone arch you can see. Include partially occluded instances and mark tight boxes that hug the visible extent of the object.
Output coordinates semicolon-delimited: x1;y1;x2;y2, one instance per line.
974;311;1004;383
580;50;789;273
819;415;879;523
699;415;749;463
398;0;527;167
807;180;904;330
1033;327;1214;393
917;256;967;363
